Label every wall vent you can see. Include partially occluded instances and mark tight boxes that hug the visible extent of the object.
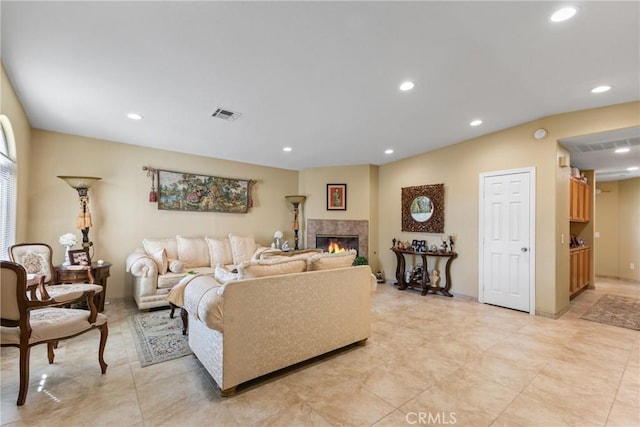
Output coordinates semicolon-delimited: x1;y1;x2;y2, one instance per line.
211;108;241;121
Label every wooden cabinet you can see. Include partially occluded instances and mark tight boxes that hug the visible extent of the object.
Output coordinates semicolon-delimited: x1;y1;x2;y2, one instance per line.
569;177;591;222
570;246;590;298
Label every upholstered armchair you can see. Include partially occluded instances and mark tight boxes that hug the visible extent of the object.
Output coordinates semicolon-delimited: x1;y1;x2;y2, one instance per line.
0;261;108;405
9;243;103;305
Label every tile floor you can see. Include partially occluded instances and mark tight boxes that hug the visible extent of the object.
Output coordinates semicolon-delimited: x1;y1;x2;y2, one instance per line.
1;278;638;426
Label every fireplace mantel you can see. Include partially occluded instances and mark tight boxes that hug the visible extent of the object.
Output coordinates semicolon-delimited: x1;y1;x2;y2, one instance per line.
306;219;368;257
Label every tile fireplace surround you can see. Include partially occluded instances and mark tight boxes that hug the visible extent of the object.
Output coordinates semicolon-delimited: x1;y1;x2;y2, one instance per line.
306;219;368;257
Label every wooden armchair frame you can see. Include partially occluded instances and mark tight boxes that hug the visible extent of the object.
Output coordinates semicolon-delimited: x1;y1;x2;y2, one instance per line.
0;261;108;406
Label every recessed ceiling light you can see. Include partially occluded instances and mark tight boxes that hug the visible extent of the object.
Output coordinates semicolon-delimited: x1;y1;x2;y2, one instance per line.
591;85;612;94
470;119;482;126
627;166;639;171
127;113;143;120
385;149;394;154
399;81;415;91
283;147;292;152
550;7;577;22
615;148;630;154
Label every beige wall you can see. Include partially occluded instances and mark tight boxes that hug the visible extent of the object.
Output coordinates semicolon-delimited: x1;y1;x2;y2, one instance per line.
595;181;620;277
596;178;640;282
298;164;379;270
377;101;640;316
1;64;31;243
28;130;298;299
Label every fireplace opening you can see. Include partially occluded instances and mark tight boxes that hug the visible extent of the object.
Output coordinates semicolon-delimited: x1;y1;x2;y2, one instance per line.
316;235;359;255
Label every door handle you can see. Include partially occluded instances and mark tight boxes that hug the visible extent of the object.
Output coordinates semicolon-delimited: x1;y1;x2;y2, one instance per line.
521;247;528;252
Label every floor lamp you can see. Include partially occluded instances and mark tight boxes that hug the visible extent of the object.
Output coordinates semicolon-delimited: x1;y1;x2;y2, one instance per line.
58;176;102;254
285;195;306;250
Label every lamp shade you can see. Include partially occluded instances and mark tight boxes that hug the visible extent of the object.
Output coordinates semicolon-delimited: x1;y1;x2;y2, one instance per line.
285;195;306;205
58;176;102;189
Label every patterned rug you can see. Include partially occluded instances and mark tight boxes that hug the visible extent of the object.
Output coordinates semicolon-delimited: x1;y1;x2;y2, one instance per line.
581;295;640;331
129;309;192;367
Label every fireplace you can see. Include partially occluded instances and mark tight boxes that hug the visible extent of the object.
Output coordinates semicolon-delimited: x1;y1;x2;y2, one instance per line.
316;235;359;255
307;219;368;257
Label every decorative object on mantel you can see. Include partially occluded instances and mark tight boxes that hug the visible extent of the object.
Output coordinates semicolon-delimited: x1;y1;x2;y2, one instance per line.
326;183;347;210
59;232;78;266
157;169;255;213
273;230;283;249
285;195;306;250
142;166;158;202
58;176;101;256
401;184;445;233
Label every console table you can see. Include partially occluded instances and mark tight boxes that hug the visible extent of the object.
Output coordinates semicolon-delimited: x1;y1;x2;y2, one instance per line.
54;262;111;312
390;248;457;297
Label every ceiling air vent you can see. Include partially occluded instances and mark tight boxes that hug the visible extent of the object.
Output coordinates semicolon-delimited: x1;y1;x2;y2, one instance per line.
211;108;241;122
572;137;640;153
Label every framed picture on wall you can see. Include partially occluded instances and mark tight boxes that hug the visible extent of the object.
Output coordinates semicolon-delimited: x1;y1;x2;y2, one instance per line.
326;184;347;210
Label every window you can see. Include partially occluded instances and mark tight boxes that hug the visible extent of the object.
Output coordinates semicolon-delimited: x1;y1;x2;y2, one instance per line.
0;114;17;261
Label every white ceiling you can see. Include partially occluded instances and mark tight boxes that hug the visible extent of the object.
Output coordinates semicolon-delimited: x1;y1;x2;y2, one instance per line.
1;1;639;175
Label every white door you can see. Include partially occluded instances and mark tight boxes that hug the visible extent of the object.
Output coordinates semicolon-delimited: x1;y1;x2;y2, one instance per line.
479;169;535;313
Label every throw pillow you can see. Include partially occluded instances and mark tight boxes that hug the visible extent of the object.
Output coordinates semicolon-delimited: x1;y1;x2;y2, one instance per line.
237;257;307;280
205;237;234;266
168;258;184;274
151;248;168;275
214;265;239;284
228;234;256;265
176;236;209;268
143;237;178;260
307;249;357;271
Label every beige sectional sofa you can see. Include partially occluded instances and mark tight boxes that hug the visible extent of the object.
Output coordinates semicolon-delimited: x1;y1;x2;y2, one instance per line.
173;259;376;396
126;234;267;310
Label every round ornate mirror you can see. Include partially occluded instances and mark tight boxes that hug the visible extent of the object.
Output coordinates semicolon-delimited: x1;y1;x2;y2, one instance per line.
410;196;433;222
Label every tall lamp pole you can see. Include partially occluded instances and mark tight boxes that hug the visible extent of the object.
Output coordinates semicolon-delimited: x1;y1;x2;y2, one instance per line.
285;195;306;250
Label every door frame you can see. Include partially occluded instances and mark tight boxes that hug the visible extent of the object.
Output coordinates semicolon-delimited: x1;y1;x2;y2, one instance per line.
478;167;536;315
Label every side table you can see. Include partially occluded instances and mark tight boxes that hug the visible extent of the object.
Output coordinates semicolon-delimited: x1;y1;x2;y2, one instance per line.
390;248;457;297
54;262;111;312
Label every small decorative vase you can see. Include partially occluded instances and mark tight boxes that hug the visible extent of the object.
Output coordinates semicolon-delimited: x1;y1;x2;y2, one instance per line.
63;245;72;266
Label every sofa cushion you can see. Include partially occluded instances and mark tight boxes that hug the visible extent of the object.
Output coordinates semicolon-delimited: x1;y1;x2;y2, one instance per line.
151;248;168;275
177;236;210;268
237;257;307;280
205;237;234;266
307;249;357;271
168;258;184;274
228;234;256;265
143;237;178;260
157;267;215;289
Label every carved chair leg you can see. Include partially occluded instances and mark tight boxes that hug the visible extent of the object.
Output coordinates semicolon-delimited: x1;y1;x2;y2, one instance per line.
169;303;177;318
17;346;30;406
180;308;188;335
47;342;56;364
98;323;109;374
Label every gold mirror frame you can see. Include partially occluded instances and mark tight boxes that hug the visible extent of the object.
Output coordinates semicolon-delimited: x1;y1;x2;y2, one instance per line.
401;184;444;233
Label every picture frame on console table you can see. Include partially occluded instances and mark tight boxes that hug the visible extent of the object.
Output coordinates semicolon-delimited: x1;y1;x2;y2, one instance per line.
326;184;347;211
69;249;90;265
401;184;445;233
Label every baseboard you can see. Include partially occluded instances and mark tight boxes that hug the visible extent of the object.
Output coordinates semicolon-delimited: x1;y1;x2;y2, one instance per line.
595;275;640;284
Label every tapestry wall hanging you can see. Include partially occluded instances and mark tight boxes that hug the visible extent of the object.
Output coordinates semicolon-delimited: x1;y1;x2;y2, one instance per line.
401;184;445;233
157;169;255;213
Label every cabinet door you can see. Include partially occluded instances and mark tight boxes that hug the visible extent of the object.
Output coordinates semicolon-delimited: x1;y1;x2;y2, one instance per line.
570;179;578;220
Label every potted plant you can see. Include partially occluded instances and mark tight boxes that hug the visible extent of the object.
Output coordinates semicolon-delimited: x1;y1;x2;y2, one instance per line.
353;256;368;266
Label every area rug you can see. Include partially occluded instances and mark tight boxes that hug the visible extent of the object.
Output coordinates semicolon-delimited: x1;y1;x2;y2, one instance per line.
129;309;192;367
581;295;640;331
